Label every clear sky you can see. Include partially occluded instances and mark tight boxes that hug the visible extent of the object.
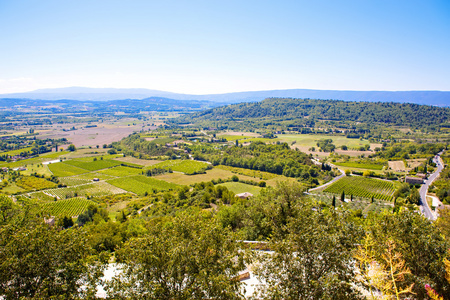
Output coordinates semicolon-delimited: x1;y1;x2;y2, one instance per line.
0;0;449;94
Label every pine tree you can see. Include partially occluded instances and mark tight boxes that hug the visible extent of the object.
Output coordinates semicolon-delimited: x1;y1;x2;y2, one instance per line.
341;191;345;202
332;196;336;207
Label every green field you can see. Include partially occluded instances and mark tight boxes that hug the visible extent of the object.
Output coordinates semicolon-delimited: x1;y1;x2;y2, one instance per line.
149;160;209;175
63;159;122;171
278;134;370;148
217;182;262;196
48;162;89;177
333;161;384;170
42;198;95;217
216;165;279;180
0;147;34;156
45;182;127;199
98;166;143;177
323;176;396;201
107;175;180;195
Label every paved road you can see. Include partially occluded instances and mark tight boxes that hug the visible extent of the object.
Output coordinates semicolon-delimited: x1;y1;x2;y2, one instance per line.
308;160;345;192
420;151;444;220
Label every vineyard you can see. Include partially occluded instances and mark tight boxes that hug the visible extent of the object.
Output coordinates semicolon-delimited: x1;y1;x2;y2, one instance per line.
333;161;384;170
63;159;122;171
107;175;180;195
44;182;127;199
48;162;89;177
323;176;396;201
149;160;209;175
42;198;95;217
59;177;91;186
216;165;279;180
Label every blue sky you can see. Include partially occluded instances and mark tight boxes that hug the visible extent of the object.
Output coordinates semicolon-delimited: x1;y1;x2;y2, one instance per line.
0;0;449;94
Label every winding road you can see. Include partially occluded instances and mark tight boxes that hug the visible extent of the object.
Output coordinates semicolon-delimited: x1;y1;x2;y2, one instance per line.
420;151;444;220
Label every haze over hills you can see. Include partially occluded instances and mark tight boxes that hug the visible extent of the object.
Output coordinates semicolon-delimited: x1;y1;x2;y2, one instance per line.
1;87;449;106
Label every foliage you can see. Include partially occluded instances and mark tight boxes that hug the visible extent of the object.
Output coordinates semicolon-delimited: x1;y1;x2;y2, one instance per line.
253;202;362;299
0;222;106;299
16;175;57;191
106;211;245;300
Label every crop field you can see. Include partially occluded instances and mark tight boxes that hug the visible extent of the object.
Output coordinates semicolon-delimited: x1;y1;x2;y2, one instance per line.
0;147;34;156
323;176;396;201
149;160;209;175
107;175;180;195
48;162;89;177
216;165;279;180
388;160;406;171
69;172;116;181
28;191;57;201
16;176;57;191
63;159;122;171
217;182;262;196
59;177;92;186
42;198;95;217
98;166;143;177
45;182;127;199
308;193;393;213
333;161;384;170
113;156;162;167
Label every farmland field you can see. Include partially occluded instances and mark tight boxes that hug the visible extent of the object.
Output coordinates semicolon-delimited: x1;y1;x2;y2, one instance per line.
42;198;95;217
113;156;162;166
149;160;209;175
63;159;122;171
48;162;89;177
16;176;57;191
323;176;396;201
217;182;262;196
278;134;371;149
98;166;143;177
59;177;92;186
45;182;127;199
107;175;180;195
333;161;384;170
216;165;279;180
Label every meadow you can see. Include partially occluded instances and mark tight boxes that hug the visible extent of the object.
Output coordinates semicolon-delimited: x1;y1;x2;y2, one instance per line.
48;162;89;177
149;160;209;175
217;182;262;196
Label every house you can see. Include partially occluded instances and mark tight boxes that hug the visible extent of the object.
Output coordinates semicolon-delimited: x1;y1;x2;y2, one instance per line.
405;176;423;185
236;192;253;199
44;217;55;226
415;173;427;179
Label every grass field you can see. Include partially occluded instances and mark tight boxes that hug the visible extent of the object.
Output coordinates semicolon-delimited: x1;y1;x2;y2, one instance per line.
42;198;95;217
113;156;162;166
333;161;384;170
216;165;280;180
323;176;396;201
48;162;89;177
0;147;34;156
59;177;92;186
149;160;209;174
98;166;143;177
63;159;122;171
217;182;262;196
108;175;180;195
69;172;116;181
278;134;371;148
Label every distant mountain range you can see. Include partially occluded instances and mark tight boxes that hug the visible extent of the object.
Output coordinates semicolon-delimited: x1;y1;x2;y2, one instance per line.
1;87;449;106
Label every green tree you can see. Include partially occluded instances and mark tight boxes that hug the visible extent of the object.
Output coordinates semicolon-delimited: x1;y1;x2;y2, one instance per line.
106;211;245;300
253;203;362;299
0;223;106;299
67;144;76;151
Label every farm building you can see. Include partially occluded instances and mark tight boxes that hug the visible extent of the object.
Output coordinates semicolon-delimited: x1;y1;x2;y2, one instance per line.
415;173;427;179
405;176;423;185
236;192;253;199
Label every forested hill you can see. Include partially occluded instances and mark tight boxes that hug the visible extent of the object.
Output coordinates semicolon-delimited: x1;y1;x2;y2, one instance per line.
173;98;450;129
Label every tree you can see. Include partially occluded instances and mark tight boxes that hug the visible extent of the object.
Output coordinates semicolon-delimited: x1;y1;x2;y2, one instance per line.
0;223;106;299
341;191;345;202
332;195;336;207
67;144;76;151
253;204;362;299
106;211;245;300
